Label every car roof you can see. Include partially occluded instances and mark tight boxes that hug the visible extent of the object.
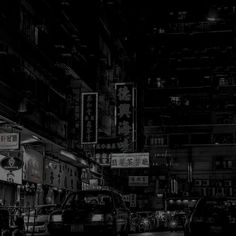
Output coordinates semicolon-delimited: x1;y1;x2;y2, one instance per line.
69;189;121;195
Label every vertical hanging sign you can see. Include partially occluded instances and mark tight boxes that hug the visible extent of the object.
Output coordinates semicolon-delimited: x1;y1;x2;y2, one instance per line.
81;92;98;144
115;83;136;152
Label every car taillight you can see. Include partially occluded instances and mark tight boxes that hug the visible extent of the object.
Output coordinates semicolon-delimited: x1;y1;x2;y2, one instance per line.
105;213;113;225
91;214;104;222
51;214;62;222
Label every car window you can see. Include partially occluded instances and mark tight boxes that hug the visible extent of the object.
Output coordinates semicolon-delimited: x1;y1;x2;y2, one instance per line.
64;192;113;208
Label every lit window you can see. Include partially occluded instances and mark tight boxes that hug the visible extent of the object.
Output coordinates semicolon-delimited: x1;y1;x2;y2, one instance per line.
170;96;181;106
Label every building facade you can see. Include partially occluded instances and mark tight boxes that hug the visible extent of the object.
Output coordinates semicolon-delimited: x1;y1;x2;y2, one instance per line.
0;0;130;206
142;2;236;207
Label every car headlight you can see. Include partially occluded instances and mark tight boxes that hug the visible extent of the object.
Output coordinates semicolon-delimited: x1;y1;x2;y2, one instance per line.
51;214;62;222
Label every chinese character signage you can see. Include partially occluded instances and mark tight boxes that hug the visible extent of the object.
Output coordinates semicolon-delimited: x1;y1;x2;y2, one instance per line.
81;92;98;144
115;83;136;152
44;158;80;191
129;176;149;186
111;152;149;168
95;153;111;166
95;137;121;166
0;133;20;150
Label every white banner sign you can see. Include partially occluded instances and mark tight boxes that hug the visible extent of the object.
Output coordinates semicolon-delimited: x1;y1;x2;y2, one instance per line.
0;133;20;150
110;152;149;168
129;176;149;186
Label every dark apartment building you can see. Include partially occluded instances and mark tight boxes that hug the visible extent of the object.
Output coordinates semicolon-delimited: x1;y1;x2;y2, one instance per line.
142;2;236;207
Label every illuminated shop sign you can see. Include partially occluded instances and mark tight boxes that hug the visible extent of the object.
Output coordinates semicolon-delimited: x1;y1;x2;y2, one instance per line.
0;151;23;171
115;83;136;152
81;92;98;144
0;152;22;184
111;152;149;168
0;133;20;150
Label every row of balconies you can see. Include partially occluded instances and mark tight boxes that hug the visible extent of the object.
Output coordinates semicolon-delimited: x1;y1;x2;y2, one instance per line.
161;20;234;35
144;131;236;147
146;75;236;89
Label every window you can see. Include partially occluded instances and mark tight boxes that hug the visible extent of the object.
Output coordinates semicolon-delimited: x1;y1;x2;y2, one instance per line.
169;134;189;147
148;135;167;146
214;156;233;169
212;133;233;144
170;96;181;106
219;77;228;86
191;133;211;144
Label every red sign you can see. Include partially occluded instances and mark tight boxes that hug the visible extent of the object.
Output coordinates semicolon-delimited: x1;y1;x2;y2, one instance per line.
81;93;98;144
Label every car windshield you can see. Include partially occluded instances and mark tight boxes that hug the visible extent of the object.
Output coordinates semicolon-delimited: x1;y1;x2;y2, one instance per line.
64;191;113;208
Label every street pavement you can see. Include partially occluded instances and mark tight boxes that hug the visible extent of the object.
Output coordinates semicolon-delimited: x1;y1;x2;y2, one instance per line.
129;231;184;236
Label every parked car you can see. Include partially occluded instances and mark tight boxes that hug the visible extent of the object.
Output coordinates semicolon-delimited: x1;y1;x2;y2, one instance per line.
24;204;57;236
168;211;186;231
48;189;130;236
184;197;236;236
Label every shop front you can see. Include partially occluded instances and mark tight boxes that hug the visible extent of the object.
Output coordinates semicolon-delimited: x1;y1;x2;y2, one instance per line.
0;151;23;206
44;157;81;205
21;145;44;207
